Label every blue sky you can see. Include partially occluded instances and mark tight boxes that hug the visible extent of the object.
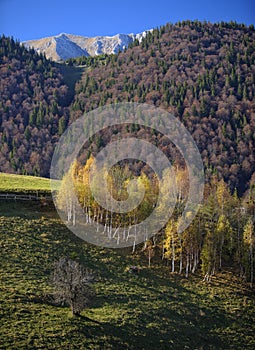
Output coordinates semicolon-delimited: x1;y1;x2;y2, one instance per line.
0;0;254;41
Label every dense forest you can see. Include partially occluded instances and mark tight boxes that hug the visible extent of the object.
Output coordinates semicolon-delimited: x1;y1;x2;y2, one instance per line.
1;21;255;194
70;21;255;195
0;35;70;176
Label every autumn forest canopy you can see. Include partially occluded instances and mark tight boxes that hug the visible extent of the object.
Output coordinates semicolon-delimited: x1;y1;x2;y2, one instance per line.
0;20;255;195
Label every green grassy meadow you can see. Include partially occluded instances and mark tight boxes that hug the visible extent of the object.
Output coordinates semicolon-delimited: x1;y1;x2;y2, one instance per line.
0;200;255;349
0;172;59;193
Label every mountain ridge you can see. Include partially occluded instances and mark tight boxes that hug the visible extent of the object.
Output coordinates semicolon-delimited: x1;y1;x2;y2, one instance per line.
23;31;151;61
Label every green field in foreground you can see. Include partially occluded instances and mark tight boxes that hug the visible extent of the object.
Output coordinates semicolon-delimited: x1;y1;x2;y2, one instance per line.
0;172;59;193
0;201;254;349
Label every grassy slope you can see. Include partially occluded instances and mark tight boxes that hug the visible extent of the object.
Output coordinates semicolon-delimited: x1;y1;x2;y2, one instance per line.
0;202;254;349
0;172;59;193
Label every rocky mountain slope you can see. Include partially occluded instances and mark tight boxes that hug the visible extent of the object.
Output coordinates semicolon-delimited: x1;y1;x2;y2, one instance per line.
23;31;149;61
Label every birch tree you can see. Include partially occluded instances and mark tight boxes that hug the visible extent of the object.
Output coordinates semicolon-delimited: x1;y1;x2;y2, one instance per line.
243;218;254;287
164;220;180;273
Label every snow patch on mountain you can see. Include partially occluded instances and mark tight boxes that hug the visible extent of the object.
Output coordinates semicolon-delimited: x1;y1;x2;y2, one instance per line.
54;34;89;60
23;30;151;61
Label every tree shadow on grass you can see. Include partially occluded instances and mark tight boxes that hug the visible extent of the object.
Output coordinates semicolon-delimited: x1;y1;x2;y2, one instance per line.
84;278;237;349
70;307;232;350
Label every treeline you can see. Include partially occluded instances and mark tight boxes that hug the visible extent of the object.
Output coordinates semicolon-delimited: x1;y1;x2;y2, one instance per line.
65;53;111;67
57;156;255;287
70;20;255;195
0;35;70;176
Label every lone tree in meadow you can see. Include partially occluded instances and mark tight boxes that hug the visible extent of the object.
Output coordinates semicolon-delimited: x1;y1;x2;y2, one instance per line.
52;257;95;316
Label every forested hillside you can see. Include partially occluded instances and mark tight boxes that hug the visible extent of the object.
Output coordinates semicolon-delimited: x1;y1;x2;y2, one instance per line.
1;21;255;194
0;35;70;176
70;21;255;195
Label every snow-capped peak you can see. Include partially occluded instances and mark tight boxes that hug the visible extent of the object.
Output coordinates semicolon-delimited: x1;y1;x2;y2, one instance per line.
23;30;151;61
